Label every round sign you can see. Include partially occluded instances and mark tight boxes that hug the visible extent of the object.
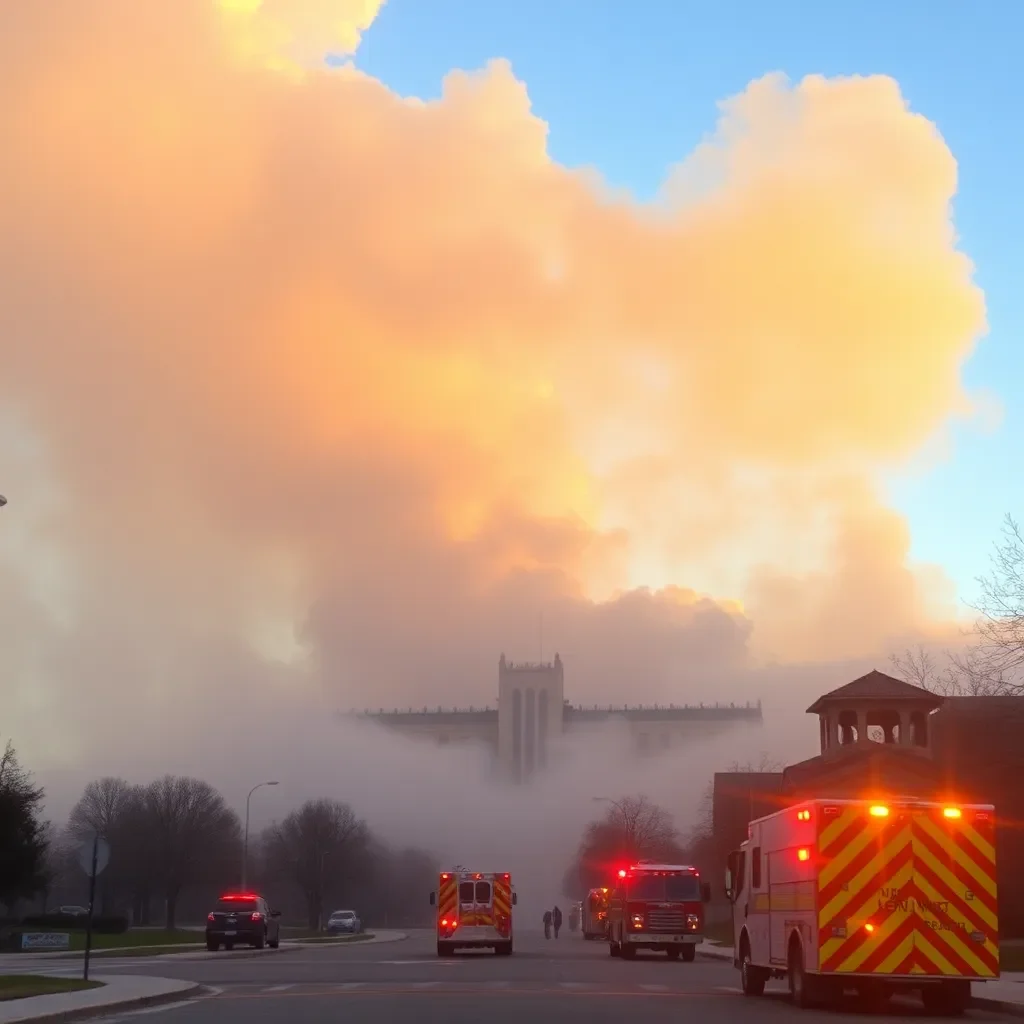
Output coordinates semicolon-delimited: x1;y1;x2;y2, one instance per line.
76;836;111;877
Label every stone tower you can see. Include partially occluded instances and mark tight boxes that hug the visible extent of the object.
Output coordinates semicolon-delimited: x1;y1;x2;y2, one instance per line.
497;652;565;782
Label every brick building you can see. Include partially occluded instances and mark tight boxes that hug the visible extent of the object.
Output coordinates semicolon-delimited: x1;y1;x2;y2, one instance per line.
712;670;1024;936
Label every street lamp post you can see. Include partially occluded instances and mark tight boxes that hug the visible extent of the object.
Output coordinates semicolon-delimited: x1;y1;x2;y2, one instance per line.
242;781;279;890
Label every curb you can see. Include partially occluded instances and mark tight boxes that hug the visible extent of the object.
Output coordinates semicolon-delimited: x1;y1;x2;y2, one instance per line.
970;997;1024;1018
2;982;206;1024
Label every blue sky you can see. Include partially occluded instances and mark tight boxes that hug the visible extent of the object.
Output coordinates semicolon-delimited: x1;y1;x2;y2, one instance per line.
349;0;1023;607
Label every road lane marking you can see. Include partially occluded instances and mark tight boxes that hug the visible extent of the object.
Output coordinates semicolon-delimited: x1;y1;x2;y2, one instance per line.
263;984;294;992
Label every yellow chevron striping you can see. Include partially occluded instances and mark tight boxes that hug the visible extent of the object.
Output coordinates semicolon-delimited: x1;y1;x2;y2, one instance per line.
819;824;913;928
916;816;997;902
818;816;887;890
819;807;861;852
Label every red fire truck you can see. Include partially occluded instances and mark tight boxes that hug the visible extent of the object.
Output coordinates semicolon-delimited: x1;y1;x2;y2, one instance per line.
606;861;711;960
582;887;610;940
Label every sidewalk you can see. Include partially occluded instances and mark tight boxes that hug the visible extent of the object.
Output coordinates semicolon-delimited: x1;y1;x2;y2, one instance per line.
698;942;1024;1017
0;976;201;1024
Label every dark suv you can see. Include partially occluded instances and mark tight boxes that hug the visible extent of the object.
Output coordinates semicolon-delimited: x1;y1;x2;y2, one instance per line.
206;892;281;951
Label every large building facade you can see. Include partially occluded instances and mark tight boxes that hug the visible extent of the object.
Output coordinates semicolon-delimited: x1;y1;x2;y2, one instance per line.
346;653;763;782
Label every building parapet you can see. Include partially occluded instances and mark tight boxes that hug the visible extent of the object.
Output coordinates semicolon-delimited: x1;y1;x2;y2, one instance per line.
563;700;763;722
342;707;499;725
341;699;762;726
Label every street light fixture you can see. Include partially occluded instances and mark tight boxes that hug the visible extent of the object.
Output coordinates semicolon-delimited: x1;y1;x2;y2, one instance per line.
242;781;279;890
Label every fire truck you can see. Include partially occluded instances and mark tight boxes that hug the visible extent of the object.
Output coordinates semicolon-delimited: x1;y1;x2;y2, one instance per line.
726;797;1000;1015
606;862;711;960
428;870;517;956
581;887;610;940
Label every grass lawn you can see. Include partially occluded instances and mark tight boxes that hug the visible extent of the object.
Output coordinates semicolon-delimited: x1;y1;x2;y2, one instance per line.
67;930;201;951
0;975;103;1001
298;933;374;944
702;919;734;946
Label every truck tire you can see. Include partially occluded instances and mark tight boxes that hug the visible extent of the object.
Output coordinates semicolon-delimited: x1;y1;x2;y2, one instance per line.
681;945;696;962
788;938;815;1008
740;937;766;996
666;946;680;960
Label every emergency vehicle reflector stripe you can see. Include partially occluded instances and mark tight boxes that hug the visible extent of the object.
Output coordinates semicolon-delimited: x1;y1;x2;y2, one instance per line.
816;806;999;978
437;874;458;924
493;877;512;935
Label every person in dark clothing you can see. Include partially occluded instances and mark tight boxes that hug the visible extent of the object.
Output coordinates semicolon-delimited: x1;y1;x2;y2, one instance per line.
542;909;552;939
552;905;563;938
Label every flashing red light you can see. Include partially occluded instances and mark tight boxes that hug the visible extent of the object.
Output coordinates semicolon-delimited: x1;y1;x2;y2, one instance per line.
441;873;450;880
617;869;627;878
220;892;258;901
797;848;810;862
502;873;510;880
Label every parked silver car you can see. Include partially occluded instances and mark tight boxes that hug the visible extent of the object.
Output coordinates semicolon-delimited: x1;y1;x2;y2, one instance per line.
326;909;361;934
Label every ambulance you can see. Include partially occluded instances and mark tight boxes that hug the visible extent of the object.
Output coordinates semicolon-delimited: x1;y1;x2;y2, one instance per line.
429;870;517;956
726;797;999;1015
606;862;711;960
581;887;610;940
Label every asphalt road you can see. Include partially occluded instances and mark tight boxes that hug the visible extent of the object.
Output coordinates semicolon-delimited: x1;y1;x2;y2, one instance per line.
7;930;1018;1022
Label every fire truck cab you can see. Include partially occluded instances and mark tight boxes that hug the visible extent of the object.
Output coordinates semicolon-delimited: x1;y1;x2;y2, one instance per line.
429;870;517;957
726;798;999;1014
607;862;711;961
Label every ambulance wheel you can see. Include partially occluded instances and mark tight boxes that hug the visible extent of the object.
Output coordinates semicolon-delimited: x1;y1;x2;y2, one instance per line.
788;939;815;1008
494;942;513;956
608;939;620;957
437;942;454;957
681;945;696;962
740;939;766;996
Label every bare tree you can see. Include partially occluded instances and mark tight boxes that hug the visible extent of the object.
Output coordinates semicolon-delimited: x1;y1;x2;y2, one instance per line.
889;644;1021;697
67;777;149;916
263;799;369;932
688;754;785;847
564;795;683;898
973;514;1024;670
142;776;241;930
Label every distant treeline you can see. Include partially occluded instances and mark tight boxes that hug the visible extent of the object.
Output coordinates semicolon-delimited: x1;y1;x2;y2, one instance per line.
0;744;438;931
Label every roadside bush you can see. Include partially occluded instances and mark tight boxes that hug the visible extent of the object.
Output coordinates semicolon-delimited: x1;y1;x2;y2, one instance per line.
20;913;128;933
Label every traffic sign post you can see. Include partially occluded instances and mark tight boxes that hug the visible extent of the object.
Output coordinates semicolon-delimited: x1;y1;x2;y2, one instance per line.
77;835;110;981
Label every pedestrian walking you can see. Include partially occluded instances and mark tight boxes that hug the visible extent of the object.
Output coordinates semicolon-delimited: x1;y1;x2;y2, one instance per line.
542;909;552;939
552;905;563;938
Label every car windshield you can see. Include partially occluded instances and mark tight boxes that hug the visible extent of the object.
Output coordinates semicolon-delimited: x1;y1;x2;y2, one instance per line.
331;911;355;919
216;898;257;912
627;874;701;902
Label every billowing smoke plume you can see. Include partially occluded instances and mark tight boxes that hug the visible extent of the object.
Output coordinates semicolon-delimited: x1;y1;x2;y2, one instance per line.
0;0;986;817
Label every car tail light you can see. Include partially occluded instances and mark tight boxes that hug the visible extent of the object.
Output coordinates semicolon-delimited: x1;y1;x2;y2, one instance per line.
251;912;262;922
207;913;215;922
